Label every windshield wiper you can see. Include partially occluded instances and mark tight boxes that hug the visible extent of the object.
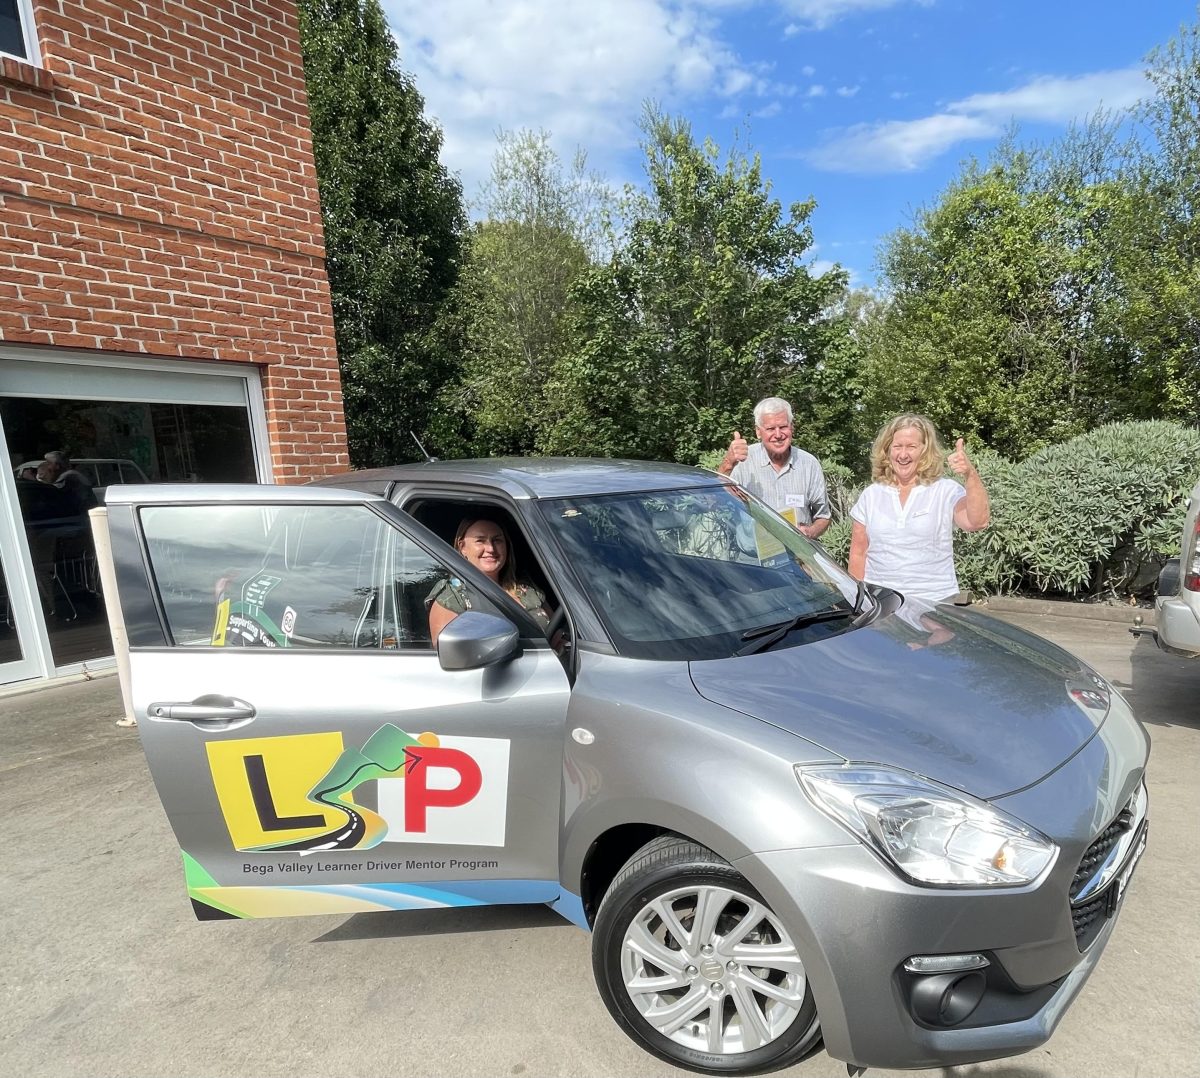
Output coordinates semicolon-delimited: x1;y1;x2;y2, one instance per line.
737;581;869;657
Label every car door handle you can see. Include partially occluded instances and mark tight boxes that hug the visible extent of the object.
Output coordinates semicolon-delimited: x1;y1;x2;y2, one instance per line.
147;694;256;723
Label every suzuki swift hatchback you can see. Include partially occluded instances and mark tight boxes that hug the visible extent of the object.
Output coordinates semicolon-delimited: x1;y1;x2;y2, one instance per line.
98;458;1149;1074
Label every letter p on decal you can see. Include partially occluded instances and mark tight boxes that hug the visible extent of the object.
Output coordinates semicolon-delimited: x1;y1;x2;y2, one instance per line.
377;735;510;847
404;746;483;831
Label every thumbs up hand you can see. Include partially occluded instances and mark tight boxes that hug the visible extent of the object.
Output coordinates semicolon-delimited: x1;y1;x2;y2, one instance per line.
948;437;974;476
718;430;750;475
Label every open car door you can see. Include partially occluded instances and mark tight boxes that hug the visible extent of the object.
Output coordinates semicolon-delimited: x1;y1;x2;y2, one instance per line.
101;485;570;921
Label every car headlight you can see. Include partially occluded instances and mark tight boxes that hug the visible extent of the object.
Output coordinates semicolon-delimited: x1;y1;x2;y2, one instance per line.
797;764;1057;887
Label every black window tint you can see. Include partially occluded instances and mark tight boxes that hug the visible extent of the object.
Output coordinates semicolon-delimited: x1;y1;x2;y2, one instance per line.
92;462;122;488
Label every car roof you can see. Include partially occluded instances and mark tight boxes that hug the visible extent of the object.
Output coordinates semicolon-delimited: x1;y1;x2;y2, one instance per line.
310;457;729;499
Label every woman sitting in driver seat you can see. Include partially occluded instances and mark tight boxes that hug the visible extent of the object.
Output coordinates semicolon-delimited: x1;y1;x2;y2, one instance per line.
428;517;551;644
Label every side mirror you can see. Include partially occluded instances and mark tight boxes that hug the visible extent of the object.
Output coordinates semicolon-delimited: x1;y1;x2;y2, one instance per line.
437;611;521;671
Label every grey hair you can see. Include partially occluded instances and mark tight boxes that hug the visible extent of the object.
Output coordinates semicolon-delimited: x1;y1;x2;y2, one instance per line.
753;397;794;427
44;450;72;467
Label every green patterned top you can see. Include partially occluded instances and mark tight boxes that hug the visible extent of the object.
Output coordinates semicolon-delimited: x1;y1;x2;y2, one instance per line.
427;576;551;630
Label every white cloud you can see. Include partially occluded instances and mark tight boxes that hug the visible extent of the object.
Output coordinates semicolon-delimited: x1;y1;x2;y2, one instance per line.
808;113;995;171
806;84;827;97
836;84;860;97
382;0;794;199
801;64;816;76
805;65;1151;173
754;101;784;118
947;67;1149;123
779;0;932;31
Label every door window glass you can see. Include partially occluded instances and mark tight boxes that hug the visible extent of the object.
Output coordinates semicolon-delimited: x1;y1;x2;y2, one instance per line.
140;504;479;650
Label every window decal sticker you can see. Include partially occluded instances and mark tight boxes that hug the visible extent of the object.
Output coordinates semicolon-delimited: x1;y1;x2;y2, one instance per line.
211;572;288;647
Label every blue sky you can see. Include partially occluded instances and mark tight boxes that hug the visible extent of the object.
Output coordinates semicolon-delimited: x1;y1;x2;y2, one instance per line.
381;0;1196;287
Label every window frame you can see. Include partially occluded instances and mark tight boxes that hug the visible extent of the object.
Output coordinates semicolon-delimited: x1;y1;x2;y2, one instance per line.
2;0;42;66
133;498;546;655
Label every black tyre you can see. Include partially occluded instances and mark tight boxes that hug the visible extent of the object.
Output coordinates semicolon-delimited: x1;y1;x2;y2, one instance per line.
592;835;821;1075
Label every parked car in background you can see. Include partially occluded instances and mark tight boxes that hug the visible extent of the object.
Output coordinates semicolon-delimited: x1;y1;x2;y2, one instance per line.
15;457;149;503
97;459;1150;1074
1144;478;1200;658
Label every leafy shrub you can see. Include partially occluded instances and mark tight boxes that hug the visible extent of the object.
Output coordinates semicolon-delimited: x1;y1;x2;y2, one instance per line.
820;514;854;564
1008;421;1200;596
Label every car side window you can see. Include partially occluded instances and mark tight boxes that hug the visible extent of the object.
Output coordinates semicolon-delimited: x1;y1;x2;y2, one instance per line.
139;504;483;650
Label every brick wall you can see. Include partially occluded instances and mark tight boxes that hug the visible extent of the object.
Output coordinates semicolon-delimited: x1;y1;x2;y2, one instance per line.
0;0;349;482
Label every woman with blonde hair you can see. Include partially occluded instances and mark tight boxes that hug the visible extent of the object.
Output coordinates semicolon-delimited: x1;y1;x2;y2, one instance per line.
848;413;990;604
428;517;551;644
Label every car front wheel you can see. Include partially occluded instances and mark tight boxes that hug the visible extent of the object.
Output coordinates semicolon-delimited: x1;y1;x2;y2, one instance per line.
592;835;821;1075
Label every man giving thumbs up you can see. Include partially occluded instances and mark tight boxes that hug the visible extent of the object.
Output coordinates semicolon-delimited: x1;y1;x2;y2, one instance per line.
716;396;831;539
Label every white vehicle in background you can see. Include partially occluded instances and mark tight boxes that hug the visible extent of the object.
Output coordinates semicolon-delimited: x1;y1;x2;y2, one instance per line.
1141;478;1200;658
15;457;149;502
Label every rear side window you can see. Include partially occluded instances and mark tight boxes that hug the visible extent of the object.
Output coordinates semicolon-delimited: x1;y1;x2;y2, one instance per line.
138;504;475;650
91;461;122;487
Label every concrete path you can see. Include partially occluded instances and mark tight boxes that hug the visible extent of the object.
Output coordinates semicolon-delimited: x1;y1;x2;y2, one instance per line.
1;608;1196;1078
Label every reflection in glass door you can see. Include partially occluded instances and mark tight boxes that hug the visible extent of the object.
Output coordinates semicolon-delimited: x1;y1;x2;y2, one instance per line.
2;395;258;670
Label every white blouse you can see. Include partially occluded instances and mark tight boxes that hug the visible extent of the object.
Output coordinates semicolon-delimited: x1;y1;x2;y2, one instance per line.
850;478;966;603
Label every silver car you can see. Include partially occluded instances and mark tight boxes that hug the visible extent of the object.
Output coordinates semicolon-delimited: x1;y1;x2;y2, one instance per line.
100;459;1149;1074
1142;477;1200;658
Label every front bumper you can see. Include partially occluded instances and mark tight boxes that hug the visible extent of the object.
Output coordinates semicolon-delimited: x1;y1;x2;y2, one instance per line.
735;739;1148;1070
739;835;1140;1070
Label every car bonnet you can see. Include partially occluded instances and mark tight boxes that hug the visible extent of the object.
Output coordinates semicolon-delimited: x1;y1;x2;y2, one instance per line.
688;605;1107;800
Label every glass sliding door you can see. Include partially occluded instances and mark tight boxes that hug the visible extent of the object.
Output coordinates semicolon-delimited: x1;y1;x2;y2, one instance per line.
0;353;267;682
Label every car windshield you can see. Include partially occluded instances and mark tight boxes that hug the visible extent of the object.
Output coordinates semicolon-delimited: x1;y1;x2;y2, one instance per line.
540;484;862;660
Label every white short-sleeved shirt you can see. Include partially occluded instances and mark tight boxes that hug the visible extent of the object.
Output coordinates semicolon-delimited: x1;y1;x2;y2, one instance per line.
850;478;966;603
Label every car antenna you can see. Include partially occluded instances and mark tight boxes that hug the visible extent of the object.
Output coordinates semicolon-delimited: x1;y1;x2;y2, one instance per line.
410;430;438;463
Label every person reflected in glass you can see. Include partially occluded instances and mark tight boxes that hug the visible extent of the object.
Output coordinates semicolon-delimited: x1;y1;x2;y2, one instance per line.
428;518;551;644
45;450;100;512
15;462;81;617
848;414;990;604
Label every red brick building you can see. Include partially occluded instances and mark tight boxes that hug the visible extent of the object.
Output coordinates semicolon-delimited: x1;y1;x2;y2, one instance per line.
0;0;349;686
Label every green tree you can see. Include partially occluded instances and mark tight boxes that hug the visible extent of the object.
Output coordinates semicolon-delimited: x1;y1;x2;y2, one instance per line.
863;120;1151;460
544;109;855;464
1111;17;1200;425
864;11;1200;461
298;0;466;467
447;131;606;456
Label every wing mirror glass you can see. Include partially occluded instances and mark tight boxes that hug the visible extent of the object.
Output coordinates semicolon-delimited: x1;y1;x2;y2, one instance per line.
436;611;521;671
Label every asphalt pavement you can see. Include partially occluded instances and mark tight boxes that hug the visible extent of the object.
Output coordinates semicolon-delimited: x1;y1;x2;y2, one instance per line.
0;605;1196;1078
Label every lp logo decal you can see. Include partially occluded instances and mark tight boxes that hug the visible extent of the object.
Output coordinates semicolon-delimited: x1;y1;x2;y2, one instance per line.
206;725;510;852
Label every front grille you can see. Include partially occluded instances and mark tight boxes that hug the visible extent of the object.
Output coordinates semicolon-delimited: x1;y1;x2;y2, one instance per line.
1069;783;1147;949
1070;804;1134;901
1071;893;1110;951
